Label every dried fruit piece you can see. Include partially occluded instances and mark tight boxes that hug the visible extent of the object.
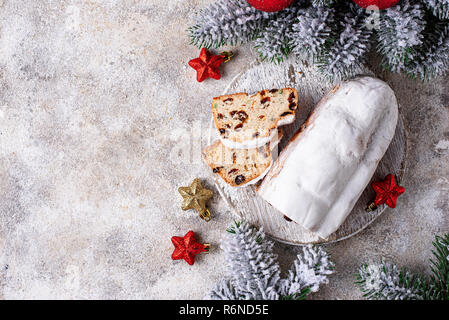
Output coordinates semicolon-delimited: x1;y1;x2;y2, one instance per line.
234;175;246;185
261;97;271;104
237;111;248;122
288;92;295;102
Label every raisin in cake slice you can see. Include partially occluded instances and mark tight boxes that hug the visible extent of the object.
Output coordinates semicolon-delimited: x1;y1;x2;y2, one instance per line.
212;88;298;149
203;130;283;187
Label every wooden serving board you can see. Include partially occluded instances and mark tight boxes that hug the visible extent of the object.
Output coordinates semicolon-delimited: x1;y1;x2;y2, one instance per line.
208;58;407;245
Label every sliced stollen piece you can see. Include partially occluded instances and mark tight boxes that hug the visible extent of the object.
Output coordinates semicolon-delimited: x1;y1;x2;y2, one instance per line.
203;130;283;187
212;88;298;149
257;77;399;239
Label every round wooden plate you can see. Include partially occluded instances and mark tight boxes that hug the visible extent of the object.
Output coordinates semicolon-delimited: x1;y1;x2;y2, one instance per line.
208;58;407;245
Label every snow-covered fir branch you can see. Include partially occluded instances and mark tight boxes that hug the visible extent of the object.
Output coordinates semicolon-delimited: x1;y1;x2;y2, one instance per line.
312;0;335;7
277;245;334;299
424;0;449;19
219;221;280;300
318;5;373;81
357;261;425;300
188;0;274;49
428;234;449;300
207;279;241;300
289;6;336;60
406;20;449;80
188;0;449;80
254;5;303;62
206;221;334;300
357;233;449;300
377;0;425;73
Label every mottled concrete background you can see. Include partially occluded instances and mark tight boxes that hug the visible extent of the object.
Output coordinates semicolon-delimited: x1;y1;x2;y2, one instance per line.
0;0;448;299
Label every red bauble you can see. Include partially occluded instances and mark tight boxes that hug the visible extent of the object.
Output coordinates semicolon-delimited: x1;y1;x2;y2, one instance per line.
246;0;294;12
188;48;225;82
352;0;400;10
171;230;209;266
371;174;405;208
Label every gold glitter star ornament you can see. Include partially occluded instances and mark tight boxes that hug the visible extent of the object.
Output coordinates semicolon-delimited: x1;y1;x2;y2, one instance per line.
178;178;213;221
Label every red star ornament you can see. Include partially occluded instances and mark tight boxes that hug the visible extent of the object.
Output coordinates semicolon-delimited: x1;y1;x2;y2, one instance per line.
171;230;209;266
188;48;225;82
371;174;405;208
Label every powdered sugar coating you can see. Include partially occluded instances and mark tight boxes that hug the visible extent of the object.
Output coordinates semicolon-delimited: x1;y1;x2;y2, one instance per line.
258;77;399;239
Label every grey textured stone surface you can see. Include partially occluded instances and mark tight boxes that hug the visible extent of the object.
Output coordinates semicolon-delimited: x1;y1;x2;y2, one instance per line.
0;0;448;299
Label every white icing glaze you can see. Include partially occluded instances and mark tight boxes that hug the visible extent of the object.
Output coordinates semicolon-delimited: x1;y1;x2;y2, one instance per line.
220;129;276;149
219;114;295;149
257;77;399;239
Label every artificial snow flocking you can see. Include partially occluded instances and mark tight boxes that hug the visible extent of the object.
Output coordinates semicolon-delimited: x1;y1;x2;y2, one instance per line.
206;221;334;300
188;0;449;81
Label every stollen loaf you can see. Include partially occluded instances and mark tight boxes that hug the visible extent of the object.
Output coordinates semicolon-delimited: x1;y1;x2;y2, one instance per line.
257;77;399;239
